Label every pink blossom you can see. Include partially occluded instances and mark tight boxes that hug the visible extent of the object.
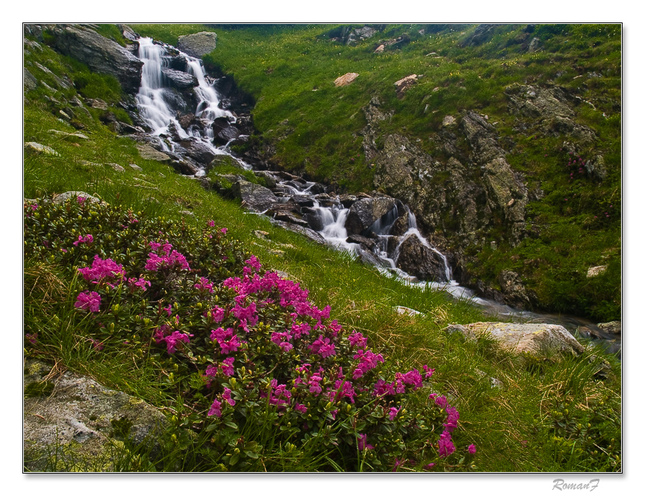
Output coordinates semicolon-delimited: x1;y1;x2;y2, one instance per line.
208;398;222;417
73;234;94;246
357;434;373;451
219;335;240;354
194;277;214;293
209;306;226;322
74;291;101;312
468;444;477;455
78;255;126;284
221;357;235;377
434;395;448;409
208;220;215;227
438;430;455;457
295;403;307;414
25;333;38;345
222;387;235;406
388;407;400;420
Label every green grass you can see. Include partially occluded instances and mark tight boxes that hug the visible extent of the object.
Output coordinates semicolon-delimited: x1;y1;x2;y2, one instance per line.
23;25;621;473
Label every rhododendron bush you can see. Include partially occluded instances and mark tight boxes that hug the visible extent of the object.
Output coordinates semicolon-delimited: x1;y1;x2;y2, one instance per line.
24;196;476;471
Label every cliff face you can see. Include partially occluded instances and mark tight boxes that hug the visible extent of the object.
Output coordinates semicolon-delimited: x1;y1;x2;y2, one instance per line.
362;78;616;312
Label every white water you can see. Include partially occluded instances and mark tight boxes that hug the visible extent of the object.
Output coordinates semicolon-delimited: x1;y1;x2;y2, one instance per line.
131;37;619;355
135;37;248;174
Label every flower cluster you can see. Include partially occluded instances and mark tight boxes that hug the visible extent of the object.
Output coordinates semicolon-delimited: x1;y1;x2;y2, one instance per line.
25;200;477;472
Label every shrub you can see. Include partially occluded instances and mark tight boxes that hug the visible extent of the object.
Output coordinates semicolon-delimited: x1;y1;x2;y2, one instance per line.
24;196;476;471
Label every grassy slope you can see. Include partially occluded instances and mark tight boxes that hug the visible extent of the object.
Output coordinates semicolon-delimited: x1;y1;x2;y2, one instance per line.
23;27;621;472
132;23;621;322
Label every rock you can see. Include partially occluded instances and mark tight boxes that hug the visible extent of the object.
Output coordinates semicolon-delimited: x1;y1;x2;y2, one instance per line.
334;72;359;87
444;322;585;359
53;191;102;204
214;125;241;146
177;31;217;58
597;321;621;335
24;68;38;91
87;98;109;110
48;24;143;94
346;26;378;45
347;234;377;251
231;180;279;212
442;115;457;127
587;265;608;278
394;74;420;98
24;360;167;472
48;129;89;140
25;142;59;156
178;138;217;165
161;68;198;90
395;235;448;282
128;163;143;171
395;306;424;317
136;143;172;163
345;196;398;236
497;270;533;309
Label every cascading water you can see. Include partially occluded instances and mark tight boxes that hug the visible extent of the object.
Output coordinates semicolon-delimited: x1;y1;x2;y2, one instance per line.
136;38;187;140
130;36;619;356
135;37;247;174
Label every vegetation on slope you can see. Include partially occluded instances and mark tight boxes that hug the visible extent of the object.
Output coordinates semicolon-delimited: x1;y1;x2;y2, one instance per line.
133;23;621;322
23;25;621;472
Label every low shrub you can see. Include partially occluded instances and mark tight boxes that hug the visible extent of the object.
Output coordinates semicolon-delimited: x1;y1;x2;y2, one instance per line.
24;195;477;471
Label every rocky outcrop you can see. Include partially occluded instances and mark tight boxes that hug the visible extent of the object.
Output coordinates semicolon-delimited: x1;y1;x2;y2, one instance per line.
177;31;217;58
24;360;167;472
444;322;585;359
394;74;420;98
334;73;359;87
345;196;399;235
231;180;279;212
43;24;143;94
395;235;448;282
505;83;597;145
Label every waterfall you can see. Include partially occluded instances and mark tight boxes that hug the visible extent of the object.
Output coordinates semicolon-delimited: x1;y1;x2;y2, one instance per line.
136;38;188;140
135;37;246;174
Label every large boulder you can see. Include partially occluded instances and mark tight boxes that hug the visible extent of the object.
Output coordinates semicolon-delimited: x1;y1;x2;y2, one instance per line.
161;68;198;90
444;322;585;359
47;24;143;94
231;180;279;212
395;235;449;282
24;360;167;472
345;196;399;236
177;31;217;58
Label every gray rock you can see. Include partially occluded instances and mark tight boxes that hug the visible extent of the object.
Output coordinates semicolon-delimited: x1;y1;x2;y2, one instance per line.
24;68;38;91
53;191;102;204
395;235;448;282
345;196;398;236
25;142;59;156
162;68;198;90
49;24;143;94
177;31;217;58
231;180;279;212
136;143;172;163
24;360;167;472
597;321;621;335
444;322;585;359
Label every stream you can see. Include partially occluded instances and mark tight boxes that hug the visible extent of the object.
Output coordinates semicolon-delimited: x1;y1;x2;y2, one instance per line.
132;36;621;357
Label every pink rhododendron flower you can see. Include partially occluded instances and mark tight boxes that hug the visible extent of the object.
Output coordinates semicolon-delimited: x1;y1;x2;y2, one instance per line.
73;234;94;246
208;398;222;417
434;395;448;409
468;444;477;455
219;334;240;354
221;357;235;377
78;255;126;284
74;291;101;312
357;434;373;451
222;387;235;406
389;407;400;420
438;430;456;457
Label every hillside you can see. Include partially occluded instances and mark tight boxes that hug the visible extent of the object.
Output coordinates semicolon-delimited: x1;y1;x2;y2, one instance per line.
132;23;621;323
22;23;621;473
